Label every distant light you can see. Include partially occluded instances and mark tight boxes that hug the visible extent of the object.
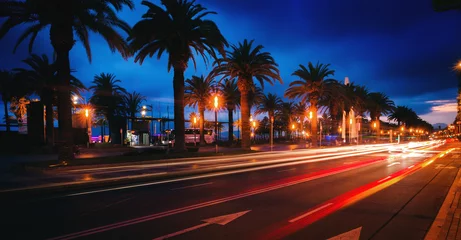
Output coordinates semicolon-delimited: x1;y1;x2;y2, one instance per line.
73;96;78;101
85;109;89;118
141;110;146;116
214;96;218;109
143;105;146;109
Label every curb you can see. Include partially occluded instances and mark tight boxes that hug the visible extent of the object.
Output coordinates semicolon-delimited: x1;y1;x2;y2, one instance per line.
425;158;461;239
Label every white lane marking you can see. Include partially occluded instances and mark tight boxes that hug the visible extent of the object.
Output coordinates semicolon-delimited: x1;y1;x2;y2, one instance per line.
47;161;383;240
171;182;213;191
152;210;250;240
387;162;401;167
277;168;296;172
408;165;415;169
289;203;333;223
378;176;391;183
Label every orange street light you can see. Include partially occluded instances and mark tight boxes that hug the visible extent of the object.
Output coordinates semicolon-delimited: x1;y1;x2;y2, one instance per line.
193;116;197;125
214;96;218;109
373;122;377;128
85;109;89;118
292;124;295;130
309;111;313;120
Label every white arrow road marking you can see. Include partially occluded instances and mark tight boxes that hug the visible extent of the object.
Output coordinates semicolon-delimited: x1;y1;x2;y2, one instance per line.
327;227;362;240
152;210;250;240
387;162;401;167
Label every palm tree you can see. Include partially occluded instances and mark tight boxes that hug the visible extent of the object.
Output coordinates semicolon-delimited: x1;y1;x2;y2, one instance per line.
185;75;214;145
122;91;146;118
15;54;85;145
129;0;227;152
285;62;340;147
277;101;296;139
367;92;395;141
90;73;127;142
256;93;282;146
388;106;412;127
0;70;16;132
212;40;282;150
220;78;240;144
0;0;133;147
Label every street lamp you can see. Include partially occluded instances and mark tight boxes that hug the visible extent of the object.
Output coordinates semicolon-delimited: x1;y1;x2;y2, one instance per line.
85;108;90;148
214;95;218;153
252;120;256;142
193;116;197;146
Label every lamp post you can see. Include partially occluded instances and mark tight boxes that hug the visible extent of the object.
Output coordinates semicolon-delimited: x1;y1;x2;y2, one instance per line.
85;108;89;148
373;121;377;143
193;116;197;146
270;116;274;151
252;120;256;142
214;96;218;153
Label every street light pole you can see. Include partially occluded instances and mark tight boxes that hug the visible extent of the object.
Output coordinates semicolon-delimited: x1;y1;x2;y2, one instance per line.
270;116;274;151
193;116;197;147
85;109;89;148
214;96;218;153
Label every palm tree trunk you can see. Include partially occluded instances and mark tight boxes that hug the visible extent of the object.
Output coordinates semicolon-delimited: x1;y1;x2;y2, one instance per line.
376;117;381;143
101;120;104;143
228;107;234;145
240;91;251;150
3;100;10;132
51;24;74;159
199;106;205;145
45;102;54;146
173;66;186;151
311;105;318;147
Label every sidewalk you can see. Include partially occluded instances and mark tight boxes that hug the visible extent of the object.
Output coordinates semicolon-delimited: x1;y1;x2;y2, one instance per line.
427;155;461;239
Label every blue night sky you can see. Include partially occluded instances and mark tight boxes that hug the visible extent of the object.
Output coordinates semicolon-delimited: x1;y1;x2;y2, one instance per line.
1;0;461;126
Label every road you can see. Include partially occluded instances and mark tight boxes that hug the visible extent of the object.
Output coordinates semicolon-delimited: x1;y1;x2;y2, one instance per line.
2;141;457;240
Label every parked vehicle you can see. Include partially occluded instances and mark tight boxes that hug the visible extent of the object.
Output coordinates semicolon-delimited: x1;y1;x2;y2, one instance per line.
160;128;215;145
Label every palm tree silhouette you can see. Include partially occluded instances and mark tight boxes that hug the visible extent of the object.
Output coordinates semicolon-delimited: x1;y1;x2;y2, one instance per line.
122;91;146;119
15;54;85;145
129;0;227;151
256;93;282;145
220;79;240;145
285;62;340;147
185;75;214;146
212;40;282;150
90;73;127;142
0;0;133;148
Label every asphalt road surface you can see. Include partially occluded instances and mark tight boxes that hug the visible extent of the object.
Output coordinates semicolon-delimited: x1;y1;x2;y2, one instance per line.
2;142;457;240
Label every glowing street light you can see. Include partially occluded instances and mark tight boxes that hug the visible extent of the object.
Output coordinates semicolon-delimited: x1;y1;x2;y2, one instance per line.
193;116;197;146
85;108;90;148
214;95;218;153
141;110;146;117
